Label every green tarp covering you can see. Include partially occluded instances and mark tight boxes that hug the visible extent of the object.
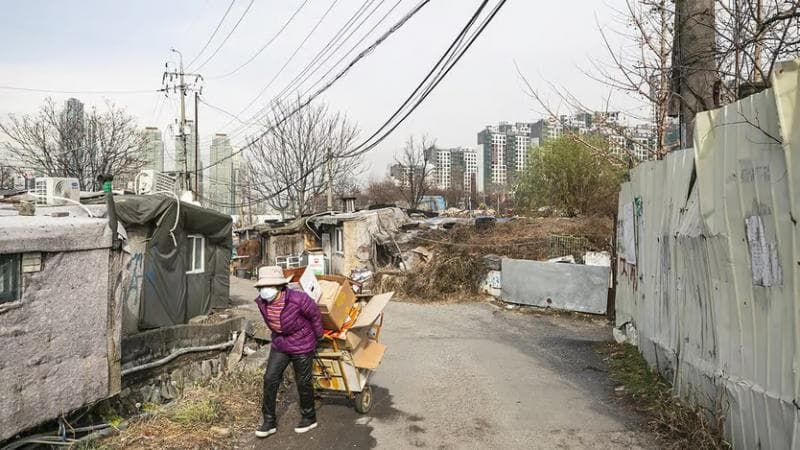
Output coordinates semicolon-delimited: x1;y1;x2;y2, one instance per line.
115;195;232;329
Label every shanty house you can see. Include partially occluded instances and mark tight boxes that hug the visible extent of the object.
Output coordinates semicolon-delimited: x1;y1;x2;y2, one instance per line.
0;194;232;441
115;195;232;333
310;207;409;276
0;212;120;442
251;216;320;268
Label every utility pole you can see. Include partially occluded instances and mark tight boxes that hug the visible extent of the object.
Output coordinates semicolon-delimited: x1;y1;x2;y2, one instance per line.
194;91;199;195
326;147;334;211
162;48;203;195
670;0;718;148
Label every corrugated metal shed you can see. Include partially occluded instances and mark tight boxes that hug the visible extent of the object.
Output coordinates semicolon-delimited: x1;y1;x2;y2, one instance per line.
616;58;800;449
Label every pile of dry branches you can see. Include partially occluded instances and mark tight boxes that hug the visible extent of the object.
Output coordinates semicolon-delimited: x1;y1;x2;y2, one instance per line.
381;216;613;302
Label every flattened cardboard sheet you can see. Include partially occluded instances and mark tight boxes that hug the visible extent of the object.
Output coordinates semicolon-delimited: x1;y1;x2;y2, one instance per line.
352;292;393;328
352;341;386;369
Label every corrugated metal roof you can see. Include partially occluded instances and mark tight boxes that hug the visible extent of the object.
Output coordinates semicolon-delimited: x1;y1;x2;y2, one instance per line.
616;58;800;448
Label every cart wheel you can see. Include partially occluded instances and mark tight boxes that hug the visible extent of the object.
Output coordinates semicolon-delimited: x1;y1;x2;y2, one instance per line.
354;385;372;414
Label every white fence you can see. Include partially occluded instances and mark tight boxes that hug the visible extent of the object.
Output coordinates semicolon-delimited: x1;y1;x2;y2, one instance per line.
616;58;800;449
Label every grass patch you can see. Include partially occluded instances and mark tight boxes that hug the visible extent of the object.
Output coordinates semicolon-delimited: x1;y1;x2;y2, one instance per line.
170;398;219;425
93;369;264;449
598;342;730;449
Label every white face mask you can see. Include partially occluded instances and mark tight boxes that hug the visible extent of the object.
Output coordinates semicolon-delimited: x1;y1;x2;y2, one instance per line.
260;287;279;301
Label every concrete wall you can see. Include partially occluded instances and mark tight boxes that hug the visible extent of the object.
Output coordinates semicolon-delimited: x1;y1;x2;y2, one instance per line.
615;59;800;448
501;258;608;314
0;249;117;441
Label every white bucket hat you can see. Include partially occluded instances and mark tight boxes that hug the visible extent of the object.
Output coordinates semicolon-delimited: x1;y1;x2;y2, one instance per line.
254;266;291;287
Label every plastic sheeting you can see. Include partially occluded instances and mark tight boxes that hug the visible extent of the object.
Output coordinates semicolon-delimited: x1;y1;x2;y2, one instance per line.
115;195;232;329
615;58;800;449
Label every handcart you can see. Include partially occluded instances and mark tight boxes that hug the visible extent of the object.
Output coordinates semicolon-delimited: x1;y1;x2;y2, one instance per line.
312;292;391;414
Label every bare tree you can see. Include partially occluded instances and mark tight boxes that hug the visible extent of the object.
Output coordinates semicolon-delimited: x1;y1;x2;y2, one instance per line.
716;0;800;93
393;135;435;209
519;0;798;160
0;98;147;190
247;98;361;217
362;176;403;206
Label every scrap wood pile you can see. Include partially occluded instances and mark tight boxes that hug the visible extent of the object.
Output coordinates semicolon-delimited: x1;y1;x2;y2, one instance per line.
379;216;613;301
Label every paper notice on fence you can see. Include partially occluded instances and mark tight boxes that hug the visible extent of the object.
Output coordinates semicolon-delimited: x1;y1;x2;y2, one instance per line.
619;202;636;264
745;215;782;287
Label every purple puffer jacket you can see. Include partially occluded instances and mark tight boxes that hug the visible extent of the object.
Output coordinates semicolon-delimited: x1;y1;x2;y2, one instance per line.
256;288;323;355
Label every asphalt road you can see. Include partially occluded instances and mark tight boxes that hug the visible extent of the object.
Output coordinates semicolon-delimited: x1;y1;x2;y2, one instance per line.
234;291;654;449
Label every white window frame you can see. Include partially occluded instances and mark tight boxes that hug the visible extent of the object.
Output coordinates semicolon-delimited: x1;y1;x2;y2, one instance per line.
334;228;344;254
186;235;205;274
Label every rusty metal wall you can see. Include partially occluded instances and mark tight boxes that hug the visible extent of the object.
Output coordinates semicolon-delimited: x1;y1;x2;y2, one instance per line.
615;58;800;449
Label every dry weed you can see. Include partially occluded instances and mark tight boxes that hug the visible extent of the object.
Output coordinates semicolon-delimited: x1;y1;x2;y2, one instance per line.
598;342;730;449
95;369;263;449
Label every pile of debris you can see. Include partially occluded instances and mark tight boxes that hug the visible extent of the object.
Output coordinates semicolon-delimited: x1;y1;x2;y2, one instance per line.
379;216;613;301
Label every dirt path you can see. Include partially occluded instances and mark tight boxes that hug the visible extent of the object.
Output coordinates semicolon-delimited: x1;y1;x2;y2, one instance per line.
239;299;654;449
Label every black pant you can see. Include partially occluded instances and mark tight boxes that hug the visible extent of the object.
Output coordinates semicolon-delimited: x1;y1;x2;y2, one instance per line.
262;348;316;423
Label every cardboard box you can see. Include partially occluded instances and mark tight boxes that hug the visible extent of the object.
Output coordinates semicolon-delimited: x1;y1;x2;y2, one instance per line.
316;275;357;331
298;267;322;302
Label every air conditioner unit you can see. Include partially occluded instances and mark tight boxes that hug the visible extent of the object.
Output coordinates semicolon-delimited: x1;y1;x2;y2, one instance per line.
34;177;80;205
135;170;180;195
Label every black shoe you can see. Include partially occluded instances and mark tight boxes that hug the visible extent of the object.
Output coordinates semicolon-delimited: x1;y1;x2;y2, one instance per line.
294;416;318;434
255;420;277;438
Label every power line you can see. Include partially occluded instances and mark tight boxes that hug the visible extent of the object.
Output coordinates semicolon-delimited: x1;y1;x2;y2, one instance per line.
344;0;493;158
202;0;341;144
0;85;158;95
207;0;310;79
291;0;405;102
197;0;431;175
200;0;507;209
198;97;248;125
272;0;383;103
199;0;379;146
185;0;238;69
191;0;257;72
197;0;402;150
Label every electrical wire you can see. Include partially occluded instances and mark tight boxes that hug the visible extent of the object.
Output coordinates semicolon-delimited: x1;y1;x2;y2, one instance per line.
290;0;405;102
222;0;390;142
191;0;257;72
195;0;507;209
202;0;341;145
344;0;490;158
207;0;310;79
195;0;378;146
196;0;430;175
272;0;383;103
198;97;248;125
0;85;158;95
185;0;237;69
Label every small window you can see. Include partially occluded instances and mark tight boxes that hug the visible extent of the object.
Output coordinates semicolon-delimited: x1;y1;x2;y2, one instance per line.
0;253;22;304
334;228;344;254
187;235;205;274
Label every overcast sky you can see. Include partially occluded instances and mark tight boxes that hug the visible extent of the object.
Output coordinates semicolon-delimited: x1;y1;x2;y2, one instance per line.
0;0;639;178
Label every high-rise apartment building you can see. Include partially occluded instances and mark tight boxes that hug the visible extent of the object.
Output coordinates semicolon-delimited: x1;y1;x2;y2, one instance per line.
208;133;235;214
476;122;541;192
142;127;165;172
426;147;478;193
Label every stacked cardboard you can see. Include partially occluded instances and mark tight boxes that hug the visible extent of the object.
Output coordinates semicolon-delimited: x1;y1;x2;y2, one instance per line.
316;275;357;331
287;267;392;372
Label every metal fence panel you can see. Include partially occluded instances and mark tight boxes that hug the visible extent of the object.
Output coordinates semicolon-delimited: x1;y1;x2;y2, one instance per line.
615;58;800;448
